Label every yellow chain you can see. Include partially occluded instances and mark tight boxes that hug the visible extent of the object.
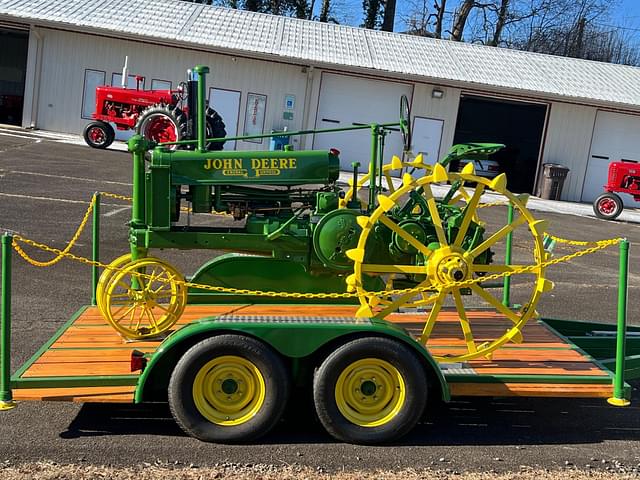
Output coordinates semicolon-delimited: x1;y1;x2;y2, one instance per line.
100;191;132;202
100;191;231;216
11;194;97;267
546;234;620;247
477;201;508;209
10;233;622;299
8;192;623;297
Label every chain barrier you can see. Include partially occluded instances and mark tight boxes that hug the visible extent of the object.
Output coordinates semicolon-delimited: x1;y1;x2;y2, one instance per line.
8;192;624;298
11;194;97;267
10;230;623;300
546;234;616;247
99;191;231;216
477;201;508;209
100;191;132;202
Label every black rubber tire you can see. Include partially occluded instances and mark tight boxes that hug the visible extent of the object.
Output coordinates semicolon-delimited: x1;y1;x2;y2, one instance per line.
168;335;290;443
135;104;187;149
313;337;428;444
204;107;226;151
83;121;114;149
593;192;623;220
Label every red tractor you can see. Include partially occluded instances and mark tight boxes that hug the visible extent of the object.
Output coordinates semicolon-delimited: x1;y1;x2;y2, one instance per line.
83;72;225;150
592;159;640;220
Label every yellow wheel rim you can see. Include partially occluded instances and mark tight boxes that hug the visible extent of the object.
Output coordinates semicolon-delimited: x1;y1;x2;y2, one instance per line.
103;258;187;339
335;358;405;427
347;163;552;362
192;355;266;426
96;253;132;315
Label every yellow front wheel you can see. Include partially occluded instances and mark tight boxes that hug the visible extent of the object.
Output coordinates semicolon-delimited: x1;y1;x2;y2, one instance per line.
313;337;427;444
168;335;290;443
103;258;187;339
96;253;133;315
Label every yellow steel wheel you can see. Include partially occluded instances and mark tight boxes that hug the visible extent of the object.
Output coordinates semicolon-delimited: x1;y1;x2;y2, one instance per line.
103;258;187;339
313;337;427;444
192;355;266;426
334;358;405;427
96;253;132;315
340;154;432;209
347;163;553;362
169;335;290;443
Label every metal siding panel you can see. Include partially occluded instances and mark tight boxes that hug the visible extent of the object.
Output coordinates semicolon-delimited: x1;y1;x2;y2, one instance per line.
540;103;597;201
33;29;307;147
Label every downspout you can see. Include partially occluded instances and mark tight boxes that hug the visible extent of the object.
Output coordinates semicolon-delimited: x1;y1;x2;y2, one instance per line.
300;65;314;150
29;26;43;129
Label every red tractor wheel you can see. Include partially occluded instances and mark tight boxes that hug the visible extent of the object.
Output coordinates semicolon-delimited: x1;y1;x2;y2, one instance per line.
83;121;115;149
136;105;187;148
593;192;623;220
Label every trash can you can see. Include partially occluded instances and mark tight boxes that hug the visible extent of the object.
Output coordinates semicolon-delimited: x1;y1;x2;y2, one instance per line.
539;164;570;200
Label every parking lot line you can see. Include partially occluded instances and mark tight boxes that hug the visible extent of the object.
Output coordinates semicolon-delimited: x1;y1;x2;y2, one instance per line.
0;192;126;207
5;169;132;186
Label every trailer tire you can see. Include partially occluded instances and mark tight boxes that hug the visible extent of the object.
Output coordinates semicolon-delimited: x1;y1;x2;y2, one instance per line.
83;121;114;149
136;104;187;148
593;192;623;220
313;337;427;444
169;335;290;443
205;107;226;151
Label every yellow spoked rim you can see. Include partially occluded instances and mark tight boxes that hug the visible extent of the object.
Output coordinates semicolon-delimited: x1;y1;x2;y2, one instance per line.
340;154;433;209
103;258;187;339
96;253;133;315
192;355;266;426
346;163;553;362
335;358;406;427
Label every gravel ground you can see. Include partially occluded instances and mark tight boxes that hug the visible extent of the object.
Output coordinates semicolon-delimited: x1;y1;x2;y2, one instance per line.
1;462;640;480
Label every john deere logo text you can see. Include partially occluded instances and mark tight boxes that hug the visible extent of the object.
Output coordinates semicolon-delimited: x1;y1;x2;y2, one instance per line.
203;158;297;177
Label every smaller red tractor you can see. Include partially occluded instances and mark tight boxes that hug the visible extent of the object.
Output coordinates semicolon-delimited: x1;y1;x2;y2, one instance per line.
83;73;225;150
592;160;640;220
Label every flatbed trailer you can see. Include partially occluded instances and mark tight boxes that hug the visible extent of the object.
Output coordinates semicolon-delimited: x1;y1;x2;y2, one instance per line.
2;65;639;443
9;304;637;404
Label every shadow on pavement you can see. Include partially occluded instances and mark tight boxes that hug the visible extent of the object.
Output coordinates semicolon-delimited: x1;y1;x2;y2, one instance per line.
59;382;639;446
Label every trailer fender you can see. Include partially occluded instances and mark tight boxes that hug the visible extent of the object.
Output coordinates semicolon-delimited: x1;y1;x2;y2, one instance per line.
134;317;449;403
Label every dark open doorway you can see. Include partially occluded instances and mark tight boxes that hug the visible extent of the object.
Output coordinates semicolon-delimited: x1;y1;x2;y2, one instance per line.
452;95;547;194
0;28;29;126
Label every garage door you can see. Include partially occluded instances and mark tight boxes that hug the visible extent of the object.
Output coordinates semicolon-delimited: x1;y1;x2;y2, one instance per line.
313;73;413;171
582;111;640;206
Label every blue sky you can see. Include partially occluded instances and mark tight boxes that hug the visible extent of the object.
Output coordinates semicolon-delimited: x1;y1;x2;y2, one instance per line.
324;0;640;43
612;0;640;42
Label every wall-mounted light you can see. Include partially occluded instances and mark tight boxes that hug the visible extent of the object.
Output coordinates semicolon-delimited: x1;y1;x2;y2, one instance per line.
431;88;444;99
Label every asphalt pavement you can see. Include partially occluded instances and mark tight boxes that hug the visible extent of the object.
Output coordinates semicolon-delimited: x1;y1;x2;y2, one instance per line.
0;128;639;472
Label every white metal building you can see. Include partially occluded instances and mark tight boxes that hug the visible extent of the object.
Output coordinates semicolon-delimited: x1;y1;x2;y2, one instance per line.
2;0;640;201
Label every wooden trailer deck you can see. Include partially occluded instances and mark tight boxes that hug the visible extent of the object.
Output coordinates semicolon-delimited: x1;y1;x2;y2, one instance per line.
11;304;614;403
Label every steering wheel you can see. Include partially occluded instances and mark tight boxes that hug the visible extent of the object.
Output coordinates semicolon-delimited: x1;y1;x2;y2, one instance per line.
400;95;411;152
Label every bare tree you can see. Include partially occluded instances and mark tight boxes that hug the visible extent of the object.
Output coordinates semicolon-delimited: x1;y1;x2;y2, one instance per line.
400;0;638;65
434;0;447;38
487;0;509;45
362;0;383;28
450;0;475;41
381;0;397;31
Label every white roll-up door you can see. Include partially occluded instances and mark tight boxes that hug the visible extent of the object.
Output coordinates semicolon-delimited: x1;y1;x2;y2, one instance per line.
582;111;640;205
313;73;413;172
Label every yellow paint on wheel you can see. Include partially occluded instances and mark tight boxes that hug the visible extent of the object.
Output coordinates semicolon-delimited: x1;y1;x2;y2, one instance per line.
348;164;548;362
192;355;266;426
335;358;405;428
